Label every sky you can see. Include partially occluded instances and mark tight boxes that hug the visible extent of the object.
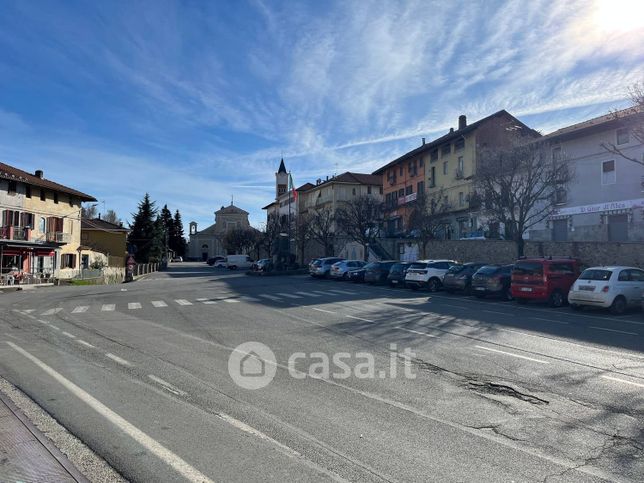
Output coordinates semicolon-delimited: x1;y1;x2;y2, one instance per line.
0;0;643;231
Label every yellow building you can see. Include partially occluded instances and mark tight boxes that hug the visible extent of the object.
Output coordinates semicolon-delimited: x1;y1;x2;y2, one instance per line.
1;162;96;281
81;218;129;267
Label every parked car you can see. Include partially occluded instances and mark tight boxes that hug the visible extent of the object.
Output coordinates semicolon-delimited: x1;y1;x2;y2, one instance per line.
364;261;397;284
442;262;488;294
308;258;321;272
387;262;412;287
404;259;457;291
348;268;366;283
171;256;183;262
252;258;272;272
330;260;367;279
310;257;345;278
471;264;514;300
568;266;644;314
207;256;225;266
511;257;581;307
226;254;253;270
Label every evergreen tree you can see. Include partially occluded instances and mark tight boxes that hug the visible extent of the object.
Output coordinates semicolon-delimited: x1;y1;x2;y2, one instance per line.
128;194;160;263
171;209;187;257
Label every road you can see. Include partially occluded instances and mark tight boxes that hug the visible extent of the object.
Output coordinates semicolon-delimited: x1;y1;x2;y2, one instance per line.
0;262;642;482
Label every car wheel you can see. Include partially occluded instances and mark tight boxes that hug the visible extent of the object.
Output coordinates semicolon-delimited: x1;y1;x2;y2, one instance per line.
610;296;627;315
342;273;348;280
549;290;565;308
516;298;528;305
428;278;440;292
570;303;582;311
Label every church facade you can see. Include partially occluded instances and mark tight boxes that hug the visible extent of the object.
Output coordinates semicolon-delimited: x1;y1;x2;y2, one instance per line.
187;203;251;261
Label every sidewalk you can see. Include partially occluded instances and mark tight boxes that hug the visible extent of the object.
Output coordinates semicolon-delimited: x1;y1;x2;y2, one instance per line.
0;391;88;483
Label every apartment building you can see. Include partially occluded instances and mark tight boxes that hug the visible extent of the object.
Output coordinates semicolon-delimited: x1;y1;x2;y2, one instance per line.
1;162;96;280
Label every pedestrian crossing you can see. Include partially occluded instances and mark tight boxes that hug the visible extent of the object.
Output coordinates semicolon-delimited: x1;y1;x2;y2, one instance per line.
22;289;381;317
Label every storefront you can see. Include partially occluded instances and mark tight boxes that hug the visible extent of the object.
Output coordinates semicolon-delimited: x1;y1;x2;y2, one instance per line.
0;241;59;284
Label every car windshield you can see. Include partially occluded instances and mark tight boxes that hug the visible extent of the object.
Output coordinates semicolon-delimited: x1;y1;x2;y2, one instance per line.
447;264;465;273
476;265;500;275
578;269;612;281
513;262;543;276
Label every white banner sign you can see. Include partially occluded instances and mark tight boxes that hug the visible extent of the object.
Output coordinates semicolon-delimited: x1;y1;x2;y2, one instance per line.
552;198;644;217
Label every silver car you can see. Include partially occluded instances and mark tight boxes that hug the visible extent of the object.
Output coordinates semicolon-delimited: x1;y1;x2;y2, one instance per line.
568;266;644;314
330;260;367;279
310;257;345;278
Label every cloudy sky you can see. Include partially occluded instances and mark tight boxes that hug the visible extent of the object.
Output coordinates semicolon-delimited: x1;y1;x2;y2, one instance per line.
0;0;642;229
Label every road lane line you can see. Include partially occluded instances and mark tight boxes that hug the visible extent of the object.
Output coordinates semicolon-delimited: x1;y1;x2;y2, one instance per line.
480;309;511;316
71;306;89;314
61;331;76;339
151;300;168;308
5;342;214;483
475;345;550;364
101;304;115;312
147;375;187;396
394;327;438;338
258;294;282;301
49;325;60;331
311;307;335;314
295;291;321;297
202;301;217;305
223;299;239;303
345;315;374;323
174;299;192;306
41;308;62;316
106;353;132;366
589;326;638;336
327;289;357;295
601;375;644;388
37;319;49;325
76;340;95;348
195;298;208;301
22;309;35;314
276;293;302;299
531;317;569;325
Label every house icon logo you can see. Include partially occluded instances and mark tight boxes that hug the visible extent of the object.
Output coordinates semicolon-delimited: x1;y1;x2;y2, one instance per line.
228;342;276;390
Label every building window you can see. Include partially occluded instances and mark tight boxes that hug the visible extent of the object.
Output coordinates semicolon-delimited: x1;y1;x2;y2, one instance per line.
62;254;76;269
419;157;424;167
405;185;412;195
554;187;567;205
457;156;464;177
367;186;372;194
552;146;562;162
443;161;448;175
26;185;32;198
398;188;404;197
601;160;616;185
459;192;464;207
40;189;46;201
616;128;629;145
430;149;438;162
69;195;74;207
429;166;436;187
379;186;383;194
54;192;59;204
454;138;465;150
399;166;403;176
352;187;356;196
39;217;46;233
7;180;17;195
441;144;451;156
417;181;424;194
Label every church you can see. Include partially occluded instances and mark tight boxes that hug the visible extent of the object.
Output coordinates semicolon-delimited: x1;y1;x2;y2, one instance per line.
187;203;251;261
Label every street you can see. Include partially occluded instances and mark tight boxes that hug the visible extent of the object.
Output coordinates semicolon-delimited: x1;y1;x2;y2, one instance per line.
1;262;642;482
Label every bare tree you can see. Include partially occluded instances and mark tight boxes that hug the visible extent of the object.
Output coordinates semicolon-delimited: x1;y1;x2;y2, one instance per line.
81;204;97;219
308;207;335;257
262;214;284;258
294;213;313;266
223;227;259;255
103;209;122;225
335;195;383;261
408;189;451;259
474;138;573;256
601;81;644;166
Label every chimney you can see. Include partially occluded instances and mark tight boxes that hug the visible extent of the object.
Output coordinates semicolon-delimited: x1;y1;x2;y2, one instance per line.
449;127;454;133
326;175;329;181
458;115;467;130
98;213;101;220
34;169;44;179
422;137;426;145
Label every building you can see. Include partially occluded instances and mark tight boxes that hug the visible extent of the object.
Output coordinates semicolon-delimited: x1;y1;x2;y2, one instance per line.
1;162;96;281
81;217;129;267
528;108;644;242
188;203;251;261
374;111;540;240
262;159;313;228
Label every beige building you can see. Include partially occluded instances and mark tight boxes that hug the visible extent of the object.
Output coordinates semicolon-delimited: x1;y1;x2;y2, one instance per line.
188;203;251;261
1;162;96;281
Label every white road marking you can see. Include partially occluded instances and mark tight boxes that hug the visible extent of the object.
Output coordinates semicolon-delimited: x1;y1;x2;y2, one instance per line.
480;309;511;316
327;289;357;295
62;331;76;339
128;302;142;310
475;345;550;364
195;298;208;301
106;353;132;366
49;325;60;331
41;308;62;316
76;340;96;348
345;315;374;323
223;299;239;303
217;412;300;457
71;306;89;314
241;297;260;302
5;342;214;483
394;327;438;338
258;294;282;301
589;326;638;336
147;375;187;396
101;304;115;312
531;317;569;325
202;301;217;305
37;319;49;325
601;375;644;388
312;307;335;314
151;300;168;308
276;293;302;299
295;291;320;297
22;309;35;314
174;299;192;306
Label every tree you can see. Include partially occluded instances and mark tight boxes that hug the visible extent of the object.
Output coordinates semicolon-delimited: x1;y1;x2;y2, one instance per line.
601;81;644;166
335;195;383;261
308;207;335;257
128;194;162;262
103;209;121;225
223;227;259;255
171;210;187;257
294;213;313;265
474;138;573;257
81;204;97;219
408;189;451;259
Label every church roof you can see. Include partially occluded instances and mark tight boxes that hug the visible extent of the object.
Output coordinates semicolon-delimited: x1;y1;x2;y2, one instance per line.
215;203;249;215
277;158;287;173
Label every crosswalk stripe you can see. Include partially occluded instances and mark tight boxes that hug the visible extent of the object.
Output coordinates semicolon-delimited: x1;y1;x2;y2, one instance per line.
223;299;239;303
41;308;62;316
258;294;282;301
295;291;320;297
175;299;192;306
312;291;334;296
128;302;142;310
195;298;208;301
72;306;89;314
202;301;217;304
327;289;357;295
101;304;115;312
276;293;302;299
151;301;168;308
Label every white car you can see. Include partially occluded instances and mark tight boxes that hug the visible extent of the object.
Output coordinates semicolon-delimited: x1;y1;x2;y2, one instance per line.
329;260;367;279
225;255;253;270
568;266;644;314
404;259;457;292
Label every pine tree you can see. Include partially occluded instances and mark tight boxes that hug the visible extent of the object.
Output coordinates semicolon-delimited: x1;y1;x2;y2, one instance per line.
171;209;187;257
128;194;160;263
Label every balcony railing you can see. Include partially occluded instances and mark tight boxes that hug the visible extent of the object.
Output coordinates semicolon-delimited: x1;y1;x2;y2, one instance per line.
1;226;30;241
46;232;72;243
397;192;417;205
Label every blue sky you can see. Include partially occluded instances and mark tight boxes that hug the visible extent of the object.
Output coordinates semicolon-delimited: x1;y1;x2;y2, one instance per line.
0;0;642;230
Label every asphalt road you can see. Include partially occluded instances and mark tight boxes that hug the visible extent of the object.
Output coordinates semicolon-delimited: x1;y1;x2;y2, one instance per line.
0;262;642;482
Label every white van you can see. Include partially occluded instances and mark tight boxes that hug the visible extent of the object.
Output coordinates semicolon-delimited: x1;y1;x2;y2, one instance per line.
226;255;253;270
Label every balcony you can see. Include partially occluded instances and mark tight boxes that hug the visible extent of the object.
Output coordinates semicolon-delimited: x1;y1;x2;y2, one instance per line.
46;232;72;243
397;192;417;205
1;226;30;241
455;168;464;179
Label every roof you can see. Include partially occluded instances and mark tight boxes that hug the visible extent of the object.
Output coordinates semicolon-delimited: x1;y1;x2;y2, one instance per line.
262;200;278;210
541;107;643;142
81;218;129;232
215;203;249;215
372;110;538;175
305;172;382;191
0;162;97;201
277;158;287;174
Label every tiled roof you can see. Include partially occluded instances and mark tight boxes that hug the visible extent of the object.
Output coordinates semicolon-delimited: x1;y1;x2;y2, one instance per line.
81;218;129;232
305;172;382;190
216;204;249;215
0;162;97;201
541;107;642;141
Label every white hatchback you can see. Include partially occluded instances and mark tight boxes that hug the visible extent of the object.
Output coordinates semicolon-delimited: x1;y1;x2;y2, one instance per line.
568;266;644;314
404;259;457;292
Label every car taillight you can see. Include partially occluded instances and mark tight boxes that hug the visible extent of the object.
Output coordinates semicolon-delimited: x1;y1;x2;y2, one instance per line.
601;286;610;293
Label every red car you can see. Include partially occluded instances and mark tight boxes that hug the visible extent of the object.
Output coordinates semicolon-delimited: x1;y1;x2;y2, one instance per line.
511;257;581;307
